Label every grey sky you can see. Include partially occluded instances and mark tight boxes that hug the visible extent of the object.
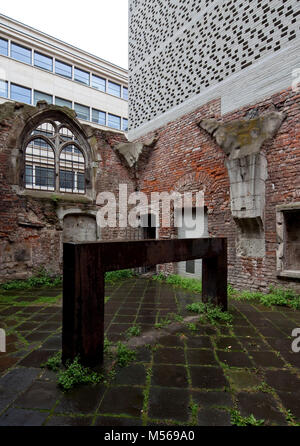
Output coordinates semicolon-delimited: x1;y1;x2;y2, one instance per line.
1;0;129;69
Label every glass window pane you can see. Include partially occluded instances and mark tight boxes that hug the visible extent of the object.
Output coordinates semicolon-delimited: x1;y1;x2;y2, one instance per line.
77;173;85;191
108;80;121;97
25;165;33;187
108;113;121;130
0;80;8;98
35;166;55;188
11;83;31;104
34;90;53;105
11;42;31;64
0;38;8;56
92;74;106;92
92;109;106;126
55;97;72;108
123;87;128;100
34;51;53;71
59;170;74;190
74;103;90;121
122;118;128;132
74;67;90;85
55;60;72;78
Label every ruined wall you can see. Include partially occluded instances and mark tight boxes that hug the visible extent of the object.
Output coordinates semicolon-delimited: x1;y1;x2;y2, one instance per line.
0;101;136;282
135;87;300;292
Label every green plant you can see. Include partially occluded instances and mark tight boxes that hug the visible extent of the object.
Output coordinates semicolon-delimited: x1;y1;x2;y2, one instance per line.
190;402;199;424
41;351;62;372
0;270;62;290
104;337;113;355
234;286;300;310
155;316;172;329
116;342;136;367
152;273;166;282
125;324;141;338
231;409;264;426
186;301;233;325
105;269;134;284
152;274;202;294
172;313;184;323
105;296;111;304
57;357;103;391
187;322;198;333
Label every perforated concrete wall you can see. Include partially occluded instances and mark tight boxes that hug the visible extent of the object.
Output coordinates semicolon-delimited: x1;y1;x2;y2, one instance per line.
129;0;299;138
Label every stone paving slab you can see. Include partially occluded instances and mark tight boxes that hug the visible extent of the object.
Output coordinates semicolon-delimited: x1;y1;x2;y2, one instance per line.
0;278;300;426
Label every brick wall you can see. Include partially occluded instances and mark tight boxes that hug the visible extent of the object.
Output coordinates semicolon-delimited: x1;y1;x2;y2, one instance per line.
135;88;300;292
0;102;136;282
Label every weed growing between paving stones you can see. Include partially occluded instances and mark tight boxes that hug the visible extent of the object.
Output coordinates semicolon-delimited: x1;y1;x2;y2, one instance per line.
57;357;104;391
155;316;172;329
41;351;62;372
231;286;300;309
116;342;136;366
125;324;141;338
153;274;202;294
105;269;135;284
186;302;233;325
189;402;199;425
41;340;137;390
230;409;264;426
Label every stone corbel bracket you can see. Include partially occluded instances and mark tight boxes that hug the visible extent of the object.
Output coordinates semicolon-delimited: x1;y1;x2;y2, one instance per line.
198;111;285;221
114;135;158;169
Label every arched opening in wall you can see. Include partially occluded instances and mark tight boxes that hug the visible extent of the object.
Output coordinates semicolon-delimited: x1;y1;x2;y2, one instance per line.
176;206;208;279
63;214;98;243
22;117;89;196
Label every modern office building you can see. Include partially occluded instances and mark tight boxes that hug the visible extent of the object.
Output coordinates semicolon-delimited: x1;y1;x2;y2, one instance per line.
0;13;128;132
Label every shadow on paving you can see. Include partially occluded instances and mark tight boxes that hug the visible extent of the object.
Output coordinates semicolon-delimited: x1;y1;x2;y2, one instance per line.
0;277;300;426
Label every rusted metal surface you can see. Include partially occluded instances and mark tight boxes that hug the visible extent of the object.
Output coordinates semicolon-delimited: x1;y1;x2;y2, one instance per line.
63;238;227;366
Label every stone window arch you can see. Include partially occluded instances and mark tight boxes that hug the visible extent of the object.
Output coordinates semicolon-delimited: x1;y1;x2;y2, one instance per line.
23;117;88;194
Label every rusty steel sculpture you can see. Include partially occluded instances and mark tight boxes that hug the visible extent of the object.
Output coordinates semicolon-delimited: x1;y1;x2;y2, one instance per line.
62;238;227;366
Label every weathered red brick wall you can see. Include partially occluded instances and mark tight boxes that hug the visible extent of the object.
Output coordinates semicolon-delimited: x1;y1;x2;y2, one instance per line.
0;103;136;282
135;88;300;292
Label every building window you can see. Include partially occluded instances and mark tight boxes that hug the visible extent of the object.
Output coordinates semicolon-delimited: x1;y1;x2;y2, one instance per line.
34;51;53;71
34;90;53;105
92;108;106;126
55;59;72;78
74;103;90;121
108;113;121;130
0;80;8;98
74;67;90;86
60;145;85;193
123;87;128;100
0;38;8;56
108;80;121;97
24;120;86;195
276;204;300;279
122;118;128;132
55;97;72;109
25;137;55;191
11;83;31;104
11;42;32;64
92;74;106;92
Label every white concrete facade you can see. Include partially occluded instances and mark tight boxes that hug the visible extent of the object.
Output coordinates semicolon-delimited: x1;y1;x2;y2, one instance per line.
0;13;128;132
128;0;300;140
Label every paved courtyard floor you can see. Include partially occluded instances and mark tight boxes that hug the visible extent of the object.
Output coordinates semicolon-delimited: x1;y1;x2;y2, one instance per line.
0;277;300;426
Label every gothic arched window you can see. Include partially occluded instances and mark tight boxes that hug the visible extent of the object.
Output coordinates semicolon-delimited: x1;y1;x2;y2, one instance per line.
24;120;86;194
